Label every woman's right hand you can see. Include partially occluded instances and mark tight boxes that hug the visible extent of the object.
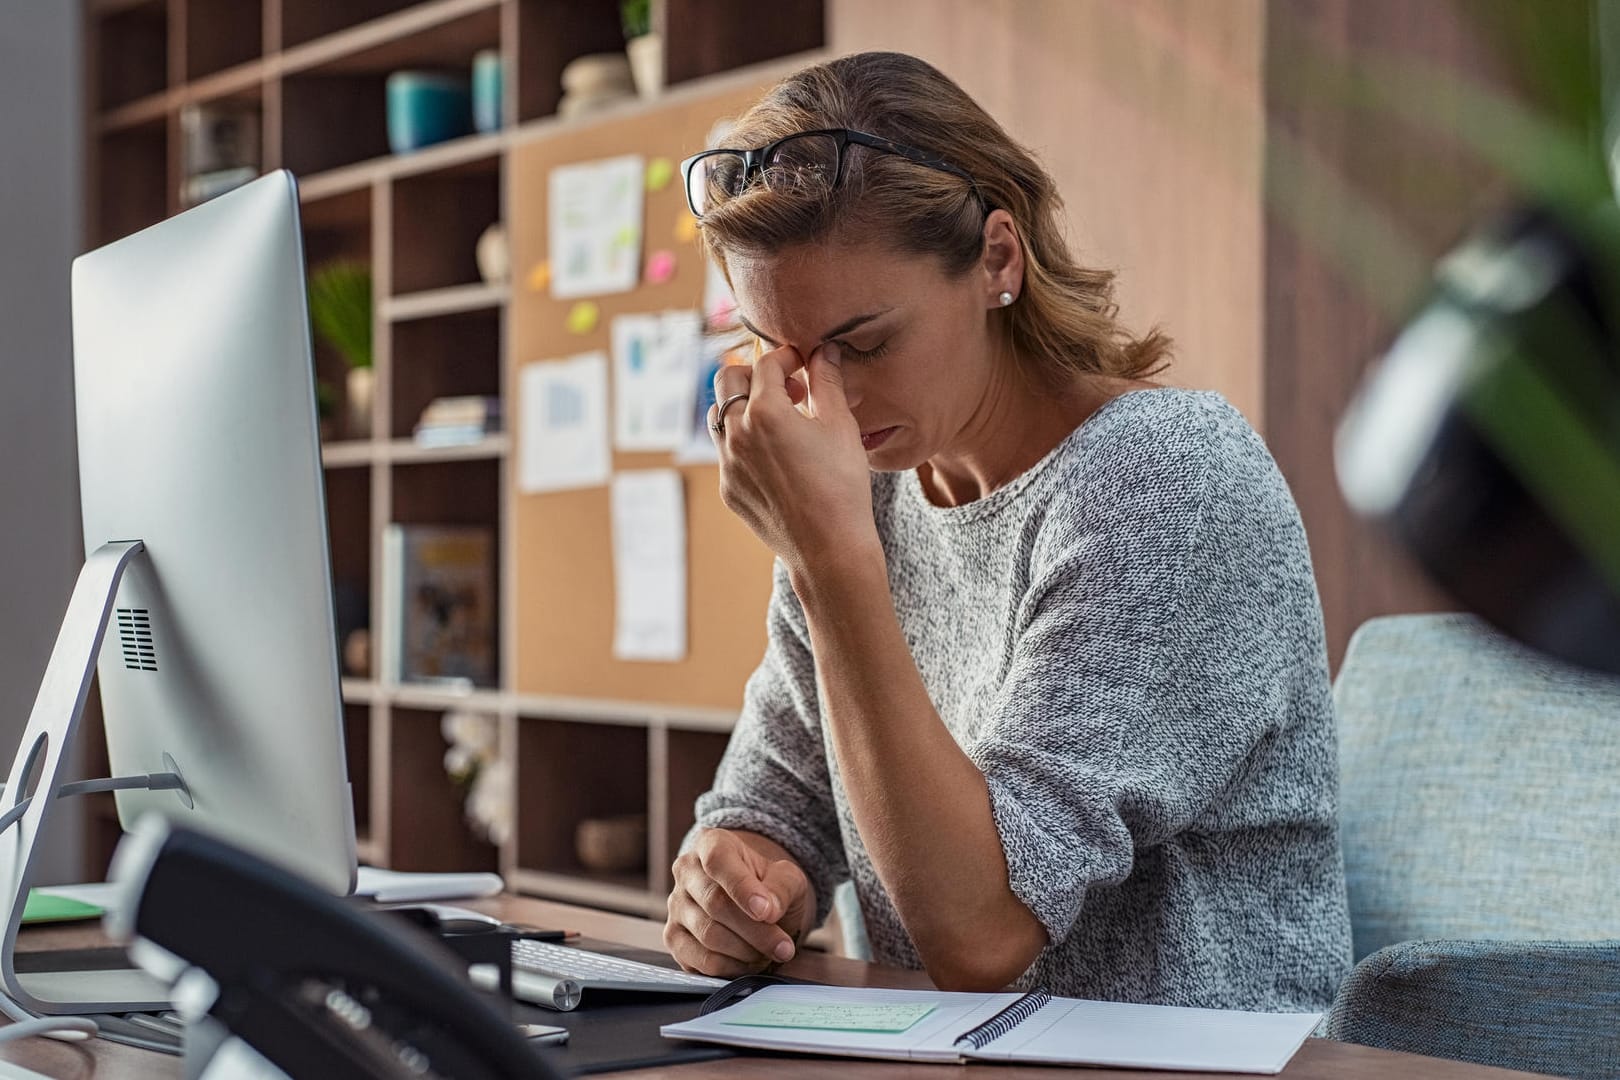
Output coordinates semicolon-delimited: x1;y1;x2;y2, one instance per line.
664;827;814;977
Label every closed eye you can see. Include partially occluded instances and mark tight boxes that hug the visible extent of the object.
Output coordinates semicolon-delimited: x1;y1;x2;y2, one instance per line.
837;339;889;363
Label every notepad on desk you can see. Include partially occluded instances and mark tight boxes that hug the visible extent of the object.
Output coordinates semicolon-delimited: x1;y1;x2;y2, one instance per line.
662;984;1321;1073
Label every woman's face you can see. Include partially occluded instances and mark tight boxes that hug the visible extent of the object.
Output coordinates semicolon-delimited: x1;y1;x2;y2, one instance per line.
725;236;1007;473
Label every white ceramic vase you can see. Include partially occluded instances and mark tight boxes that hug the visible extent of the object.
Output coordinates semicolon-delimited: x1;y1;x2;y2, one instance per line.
346;366;375;439
627;33;664;99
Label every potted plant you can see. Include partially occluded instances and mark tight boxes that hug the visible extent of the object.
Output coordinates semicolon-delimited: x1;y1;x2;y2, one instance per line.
622;0;661;99
307;260;374;439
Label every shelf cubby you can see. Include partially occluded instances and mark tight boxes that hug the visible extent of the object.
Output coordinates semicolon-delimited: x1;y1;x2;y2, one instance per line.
185;0;264;81
95;120;168;245
660;0;825;88
345;703;373;839
391;457;500;526
656;727;731;891
390;457;503;688
279;74;392;177
323;465;373;677
94;0;169;111
390;157;501;295
301;183;374;253
386;706;500;872
515;718;650;893
511;0;626;124
300;186;374;438
389;308;502;440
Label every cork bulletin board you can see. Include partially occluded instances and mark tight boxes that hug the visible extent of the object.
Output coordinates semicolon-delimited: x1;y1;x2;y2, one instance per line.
507;78;785;709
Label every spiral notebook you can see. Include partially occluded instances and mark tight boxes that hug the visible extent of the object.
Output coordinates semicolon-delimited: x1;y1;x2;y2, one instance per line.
662;984;1321;1073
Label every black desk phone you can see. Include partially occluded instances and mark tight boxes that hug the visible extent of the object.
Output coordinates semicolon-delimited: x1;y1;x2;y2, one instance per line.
107;816;564;1079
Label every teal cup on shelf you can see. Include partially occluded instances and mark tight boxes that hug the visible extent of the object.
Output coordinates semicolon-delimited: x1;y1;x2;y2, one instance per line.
472;49;503;133
385;70;472;153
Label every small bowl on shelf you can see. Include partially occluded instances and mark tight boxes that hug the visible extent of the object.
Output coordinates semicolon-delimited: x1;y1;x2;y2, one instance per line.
575;813;647;874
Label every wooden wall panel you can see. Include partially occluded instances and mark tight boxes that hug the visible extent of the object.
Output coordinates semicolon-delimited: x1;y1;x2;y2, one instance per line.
830;0;1266;425
1263;0;1519;666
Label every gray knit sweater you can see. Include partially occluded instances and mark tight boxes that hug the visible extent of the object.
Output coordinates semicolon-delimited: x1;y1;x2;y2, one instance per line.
693;388;1352;1010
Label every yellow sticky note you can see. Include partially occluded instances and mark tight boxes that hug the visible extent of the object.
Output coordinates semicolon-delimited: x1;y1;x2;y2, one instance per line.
566;301;600;335
674;215;698;244
525;261;551;292
646;157;675;192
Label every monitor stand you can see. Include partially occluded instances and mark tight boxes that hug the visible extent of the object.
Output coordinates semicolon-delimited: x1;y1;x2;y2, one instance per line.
0;540;173;1014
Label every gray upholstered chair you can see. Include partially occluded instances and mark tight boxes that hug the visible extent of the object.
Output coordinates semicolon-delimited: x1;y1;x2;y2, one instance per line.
1322;613;1620;1076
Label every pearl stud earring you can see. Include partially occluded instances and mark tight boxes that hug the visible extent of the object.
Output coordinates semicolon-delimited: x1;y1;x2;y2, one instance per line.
998;291;1014;306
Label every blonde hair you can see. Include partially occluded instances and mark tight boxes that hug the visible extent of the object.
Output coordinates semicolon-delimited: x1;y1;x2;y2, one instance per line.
697;51;1171;385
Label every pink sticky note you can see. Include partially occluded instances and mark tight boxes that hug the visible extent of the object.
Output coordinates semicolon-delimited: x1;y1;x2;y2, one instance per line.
645;249;677;284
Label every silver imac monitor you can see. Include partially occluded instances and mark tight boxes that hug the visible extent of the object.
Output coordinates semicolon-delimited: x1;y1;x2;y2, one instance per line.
73;169;356;893
0;171;357;1015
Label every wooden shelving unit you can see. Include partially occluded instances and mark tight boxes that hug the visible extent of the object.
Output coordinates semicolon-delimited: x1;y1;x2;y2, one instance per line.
82;0;825;916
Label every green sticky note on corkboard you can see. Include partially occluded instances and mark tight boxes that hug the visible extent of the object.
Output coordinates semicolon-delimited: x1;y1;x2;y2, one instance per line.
23;891;104;925
646;157;675;192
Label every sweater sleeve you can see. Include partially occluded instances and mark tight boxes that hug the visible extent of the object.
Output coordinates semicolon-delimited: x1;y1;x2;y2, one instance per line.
690;561;848;927
970;409;1320;946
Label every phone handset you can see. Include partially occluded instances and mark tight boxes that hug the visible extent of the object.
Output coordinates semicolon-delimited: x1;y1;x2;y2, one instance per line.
107;815;564;1080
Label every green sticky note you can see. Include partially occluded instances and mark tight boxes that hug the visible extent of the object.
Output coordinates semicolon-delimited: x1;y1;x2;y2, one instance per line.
23;891;103;925
724;1000;936;1034
646;157;675;192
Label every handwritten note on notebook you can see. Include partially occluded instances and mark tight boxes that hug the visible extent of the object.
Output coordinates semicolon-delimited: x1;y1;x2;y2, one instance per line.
726;1001;936;1033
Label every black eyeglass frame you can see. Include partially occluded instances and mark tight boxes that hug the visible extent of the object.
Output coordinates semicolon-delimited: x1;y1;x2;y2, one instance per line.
678;127;982;218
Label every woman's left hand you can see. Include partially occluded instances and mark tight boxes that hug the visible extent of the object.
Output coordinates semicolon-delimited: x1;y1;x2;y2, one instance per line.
710;342;878;575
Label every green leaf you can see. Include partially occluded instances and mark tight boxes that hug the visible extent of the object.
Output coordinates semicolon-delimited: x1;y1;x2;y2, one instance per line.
621;0;650;40
308;261;373;370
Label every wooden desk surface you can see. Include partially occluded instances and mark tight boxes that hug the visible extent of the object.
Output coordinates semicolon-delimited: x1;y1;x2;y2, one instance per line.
0;894;1551;1079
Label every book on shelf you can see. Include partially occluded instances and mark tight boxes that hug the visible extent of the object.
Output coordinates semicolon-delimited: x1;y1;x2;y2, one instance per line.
379;524;496;688
180;102;260;208
413;395;502;447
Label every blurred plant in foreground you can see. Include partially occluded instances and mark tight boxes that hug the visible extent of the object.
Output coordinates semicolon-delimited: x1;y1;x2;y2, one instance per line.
1270;1;1620;673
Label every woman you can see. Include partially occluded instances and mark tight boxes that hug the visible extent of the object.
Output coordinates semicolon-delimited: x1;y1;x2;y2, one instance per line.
664;51;1351;1010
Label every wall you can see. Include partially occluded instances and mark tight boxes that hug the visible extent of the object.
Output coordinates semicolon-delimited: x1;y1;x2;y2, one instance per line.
830;0;1266;424
0;4;85;884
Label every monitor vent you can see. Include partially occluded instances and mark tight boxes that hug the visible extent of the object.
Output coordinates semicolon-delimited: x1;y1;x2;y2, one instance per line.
115;608;157;672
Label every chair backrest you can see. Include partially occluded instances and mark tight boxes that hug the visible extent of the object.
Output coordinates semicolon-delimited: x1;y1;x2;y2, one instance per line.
1336;614;1620;961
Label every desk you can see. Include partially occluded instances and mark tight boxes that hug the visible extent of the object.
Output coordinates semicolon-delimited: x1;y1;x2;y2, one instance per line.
0;895;1549;1079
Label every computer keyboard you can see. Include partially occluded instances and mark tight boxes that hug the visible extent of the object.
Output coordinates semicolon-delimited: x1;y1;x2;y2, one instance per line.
512;940;728;998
